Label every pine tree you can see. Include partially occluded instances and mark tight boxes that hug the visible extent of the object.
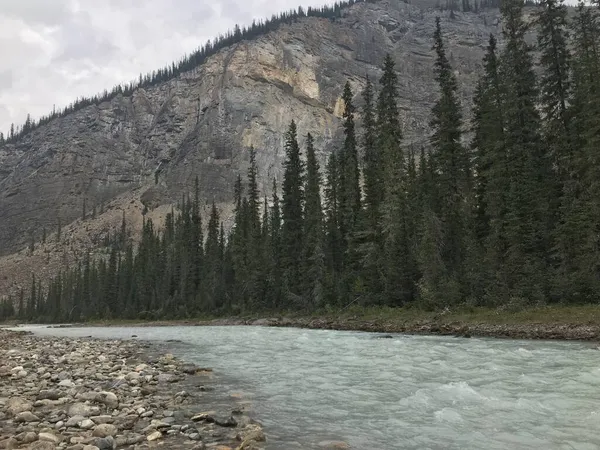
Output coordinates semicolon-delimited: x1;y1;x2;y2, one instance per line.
471;33;509;303
554;2;600;302
424;17;472;304
376;54;416;305
323;153;343;304
281;120;305;300
205;201;221;309
500;0;550;302
268;178;283;308
362;76;382;228
340;81;361;237
303;133;325;305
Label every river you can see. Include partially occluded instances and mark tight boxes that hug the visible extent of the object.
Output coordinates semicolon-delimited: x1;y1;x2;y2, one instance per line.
15;324;600;449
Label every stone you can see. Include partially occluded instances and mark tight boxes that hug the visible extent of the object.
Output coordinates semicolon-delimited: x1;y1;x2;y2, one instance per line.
79;418;95;429
38;432;62;444
146;431;162;441
91;415;113;424
157;373;177;383
94;392;118;409
14;411;40;422
29;442;56;450
240;425;266;443
5;397;32;416
191;413;215;423
92;424;118;438
37;390;61;401
91;437;115;450
68;403;93;417
83;446;101;450
215;416;238;427
58;379;75;388
15;431;37;443
66;415;85;427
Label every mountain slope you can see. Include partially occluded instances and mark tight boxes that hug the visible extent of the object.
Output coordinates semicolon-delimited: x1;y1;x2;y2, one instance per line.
0;0;502;261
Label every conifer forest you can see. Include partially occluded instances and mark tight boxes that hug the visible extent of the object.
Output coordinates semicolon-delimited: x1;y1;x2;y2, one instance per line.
1;0;600;322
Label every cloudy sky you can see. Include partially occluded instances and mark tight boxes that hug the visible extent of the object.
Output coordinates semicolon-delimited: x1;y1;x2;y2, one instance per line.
0;0;334;134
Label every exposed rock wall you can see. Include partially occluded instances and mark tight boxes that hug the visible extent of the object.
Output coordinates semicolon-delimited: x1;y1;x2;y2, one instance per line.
0;0;504;256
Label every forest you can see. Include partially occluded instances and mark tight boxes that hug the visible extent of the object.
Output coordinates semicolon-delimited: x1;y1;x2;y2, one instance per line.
1;0;599;322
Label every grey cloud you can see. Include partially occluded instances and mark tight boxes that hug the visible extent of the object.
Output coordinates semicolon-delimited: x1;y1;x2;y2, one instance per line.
0;70;13;91
0;0;71;25
0;0;335;133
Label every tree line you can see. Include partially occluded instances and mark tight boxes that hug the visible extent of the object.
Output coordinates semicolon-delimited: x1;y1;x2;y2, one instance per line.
0;0;368;146
1;0;600;322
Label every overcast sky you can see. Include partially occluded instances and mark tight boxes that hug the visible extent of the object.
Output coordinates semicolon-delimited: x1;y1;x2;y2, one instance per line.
0;0;335;135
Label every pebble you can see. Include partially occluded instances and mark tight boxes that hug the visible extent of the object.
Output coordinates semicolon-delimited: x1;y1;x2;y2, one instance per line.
0;329;265;450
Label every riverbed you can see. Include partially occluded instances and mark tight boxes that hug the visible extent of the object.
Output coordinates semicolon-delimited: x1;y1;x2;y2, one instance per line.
16;325;600;449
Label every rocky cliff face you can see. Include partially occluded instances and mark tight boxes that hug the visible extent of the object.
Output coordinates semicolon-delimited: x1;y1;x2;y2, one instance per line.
0;0;504;257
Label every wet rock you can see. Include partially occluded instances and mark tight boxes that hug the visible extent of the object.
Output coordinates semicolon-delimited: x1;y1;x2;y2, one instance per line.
216;416;238;427
191;413;215;423
157;373;178;383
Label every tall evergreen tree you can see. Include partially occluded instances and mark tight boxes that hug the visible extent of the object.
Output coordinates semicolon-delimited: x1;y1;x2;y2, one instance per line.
376;54;416;305
281;120;305;300
362;76;382;228
471;33;509;303
303;133;325;306
423;17;472;304
340;82;361;236
500;0;550;302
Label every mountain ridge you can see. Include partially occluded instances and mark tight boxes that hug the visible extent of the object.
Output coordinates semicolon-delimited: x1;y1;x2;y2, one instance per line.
0;0;508;298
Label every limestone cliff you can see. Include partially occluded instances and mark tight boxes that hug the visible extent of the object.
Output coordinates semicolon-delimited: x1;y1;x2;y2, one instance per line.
0;0;504;262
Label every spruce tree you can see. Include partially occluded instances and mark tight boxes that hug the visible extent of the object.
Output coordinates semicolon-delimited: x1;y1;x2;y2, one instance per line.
303;133;325;305
555;2;600;302
268;178;283;308
362;76;382;228
500;0;550;302
281;120;305;300
424;17;471;304
376;54;416;305
324;153;343;304
471;33;509;303
340;81;361;236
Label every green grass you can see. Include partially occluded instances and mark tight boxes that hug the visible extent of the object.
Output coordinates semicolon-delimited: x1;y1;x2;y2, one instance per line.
7;304;600;328
310;304;600;326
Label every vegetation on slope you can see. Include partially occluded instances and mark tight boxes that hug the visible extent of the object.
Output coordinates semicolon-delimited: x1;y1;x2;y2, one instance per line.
1;0;600;324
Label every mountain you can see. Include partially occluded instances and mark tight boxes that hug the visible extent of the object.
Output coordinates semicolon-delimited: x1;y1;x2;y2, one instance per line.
0;0;509;298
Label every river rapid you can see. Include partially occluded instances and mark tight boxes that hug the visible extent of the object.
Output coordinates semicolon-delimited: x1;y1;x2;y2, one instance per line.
16;325;600;449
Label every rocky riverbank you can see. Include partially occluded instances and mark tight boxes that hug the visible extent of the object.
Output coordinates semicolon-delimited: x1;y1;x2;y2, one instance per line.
0;329;265;450
83;313;600;341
